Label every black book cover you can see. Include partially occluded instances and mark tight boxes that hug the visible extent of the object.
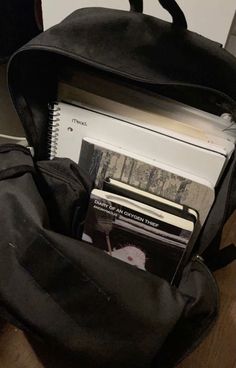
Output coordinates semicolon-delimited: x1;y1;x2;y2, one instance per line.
82;190;194;283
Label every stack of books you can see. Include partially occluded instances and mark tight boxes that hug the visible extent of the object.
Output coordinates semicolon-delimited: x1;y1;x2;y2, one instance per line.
48;68;236;283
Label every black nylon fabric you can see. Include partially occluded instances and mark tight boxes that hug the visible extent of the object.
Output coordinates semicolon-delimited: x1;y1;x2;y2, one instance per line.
129;0;143;13
36;158;92;237
198;152;236;257
0;145;219;367
129;0;188;28
154;259;219;367
20;7;227;88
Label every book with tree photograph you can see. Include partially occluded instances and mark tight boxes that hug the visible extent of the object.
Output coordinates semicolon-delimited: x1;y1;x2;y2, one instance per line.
79;137;214;226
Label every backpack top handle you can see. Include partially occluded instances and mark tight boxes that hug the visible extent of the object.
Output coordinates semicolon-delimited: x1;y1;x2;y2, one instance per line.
129;0;188;29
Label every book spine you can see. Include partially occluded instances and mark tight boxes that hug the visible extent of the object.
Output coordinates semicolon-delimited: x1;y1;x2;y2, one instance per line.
78;140;98;183
102;178;196;223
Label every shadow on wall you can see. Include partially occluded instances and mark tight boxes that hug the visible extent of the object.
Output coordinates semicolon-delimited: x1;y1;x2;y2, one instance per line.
225;11;236;57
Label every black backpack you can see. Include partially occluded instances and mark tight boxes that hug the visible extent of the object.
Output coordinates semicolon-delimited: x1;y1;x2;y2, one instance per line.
1;1;236;367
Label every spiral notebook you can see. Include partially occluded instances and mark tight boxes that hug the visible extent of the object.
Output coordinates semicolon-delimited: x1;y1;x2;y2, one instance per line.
48;101;227;188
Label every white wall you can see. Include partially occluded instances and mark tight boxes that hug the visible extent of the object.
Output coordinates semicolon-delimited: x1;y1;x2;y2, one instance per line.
42;0;235;45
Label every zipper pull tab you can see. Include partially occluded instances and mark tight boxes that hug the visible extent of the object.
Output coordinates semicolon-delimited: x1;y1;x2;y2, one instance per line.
193;254;205;263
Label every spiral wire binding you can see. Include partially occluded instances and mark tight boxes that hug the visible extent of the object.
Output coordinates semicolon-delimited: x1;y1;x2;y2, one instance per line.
48;102;61;159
